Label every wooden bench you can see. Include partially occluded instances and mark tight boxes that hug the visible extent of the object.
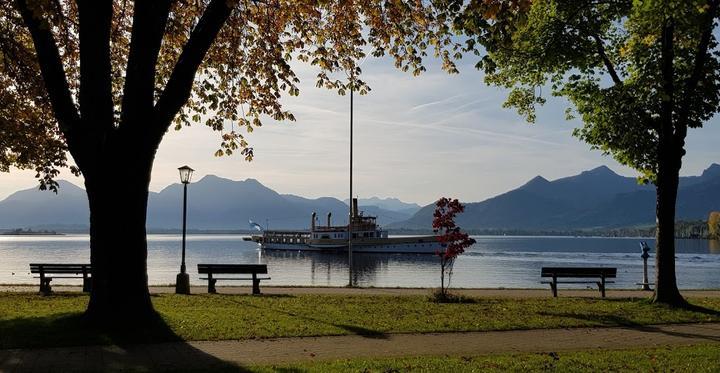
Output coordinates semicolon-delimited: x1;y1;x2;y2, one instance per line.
29;263;92;294
197;264;270;294
541;267;616;298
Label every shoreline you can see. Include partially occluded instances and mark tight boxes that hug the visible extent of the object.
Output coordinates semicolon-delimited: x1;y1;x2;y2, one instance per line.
2;285;719;298
4;230;718;239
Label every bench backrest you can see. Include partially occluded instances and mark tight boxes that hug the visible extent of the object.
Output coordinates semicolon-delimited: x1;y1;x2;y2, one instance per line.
541;267;616;278
30;263;91;274
197;264;268;274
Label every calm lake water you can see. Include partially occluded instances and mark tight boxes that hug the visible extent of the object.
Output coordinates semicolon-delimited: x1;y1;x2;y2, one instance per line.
1;234;718;289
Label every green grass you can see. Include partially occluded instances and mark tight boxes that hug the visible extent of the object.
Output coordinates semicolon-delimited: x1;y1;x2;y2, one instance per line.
254;345;720;372
0;292;719;349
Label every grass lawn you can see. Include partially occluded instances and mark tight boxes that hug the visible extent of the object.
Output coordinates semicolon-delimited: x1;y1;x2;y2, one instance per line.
255;344;720;372
0;292;719;349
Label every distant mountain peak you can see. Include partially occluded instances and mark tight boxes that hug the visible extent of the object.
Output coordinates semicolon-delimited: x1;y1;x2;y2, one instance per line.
583;165;618;176
520;175;550;189
196;174;230;183
701;163;720;178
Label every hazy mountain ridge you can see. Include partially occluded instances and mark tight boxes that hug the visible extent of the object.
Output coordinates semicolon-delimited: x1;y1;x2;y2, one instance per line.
0;176;412;230
342;197;421;214
392;164;720;231
2;164;719;232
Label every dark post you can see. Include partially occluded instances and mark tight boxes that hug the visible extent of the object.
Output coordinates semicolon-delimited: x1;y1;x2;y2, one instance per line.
176;165;193;294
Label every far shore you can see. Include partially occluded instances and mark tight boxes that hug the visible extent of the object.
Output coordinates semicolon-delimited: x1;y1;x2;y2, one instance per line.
3;229;718;240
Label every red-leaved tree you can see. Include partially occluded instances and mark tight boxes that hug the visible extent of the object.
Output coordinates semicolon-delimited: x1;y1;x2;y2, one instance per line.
433;197;476;299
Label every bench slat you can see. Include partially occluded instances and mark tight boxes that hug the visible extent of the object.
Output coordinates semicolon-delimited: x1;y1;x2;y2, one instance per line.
199;277;271;281
541;267;616;278
541;281;615;284
34;276;87;279
30;264;91;274
197;264;267;274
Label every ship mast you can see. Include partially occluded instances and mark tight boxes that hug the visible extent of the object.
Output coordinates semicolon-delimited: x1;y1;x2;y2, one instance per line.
347;48;373;287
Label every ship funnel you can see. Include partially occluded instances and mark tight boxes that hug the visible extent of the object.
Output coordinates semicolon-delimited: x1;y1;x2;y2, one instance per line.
352;198;359;218
327;212;332;227
311;212;316;231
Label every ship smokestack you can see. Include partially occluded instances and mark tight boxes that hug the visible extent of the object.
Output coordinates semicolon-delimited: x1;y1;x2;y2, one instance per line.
352;198;359;218
327;212;332;227
311;212;316;231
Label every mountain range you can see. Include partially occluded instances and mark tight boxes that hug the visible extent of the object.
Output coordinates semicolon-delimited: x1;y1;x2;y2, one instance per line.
1;164;718;232
393;164;720;231
0;175;418;231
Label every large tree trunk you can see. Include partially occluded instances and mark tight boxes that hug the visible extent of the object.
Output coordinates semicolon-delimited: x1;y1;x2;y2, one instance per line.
653;157;685;305
83;142;157;323
652;19;686;306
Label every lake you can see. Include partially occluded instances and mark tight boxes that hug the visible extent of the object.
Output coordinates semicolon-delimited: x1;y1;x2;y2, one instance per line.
1;235;718;289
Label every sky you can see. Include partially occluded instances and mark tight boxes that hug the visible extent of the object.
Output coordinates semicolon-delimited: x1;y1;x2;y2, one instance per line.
1;55;719;205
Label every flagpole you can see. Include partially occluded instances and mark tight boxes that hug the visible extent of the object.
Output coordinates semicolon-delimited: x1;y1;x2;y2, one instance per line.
348;72;354;287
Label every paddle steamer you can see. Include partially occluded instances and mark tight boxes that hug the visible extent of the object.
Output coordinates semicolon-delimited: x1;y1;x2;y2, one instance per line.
253;199;441;254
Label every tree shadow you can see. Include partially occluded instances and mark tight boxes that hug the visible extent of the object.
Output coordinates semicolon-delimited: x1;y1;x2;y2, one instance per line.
0;310;248;372
537;310;720;343
680;302;720;317
222;295;390;339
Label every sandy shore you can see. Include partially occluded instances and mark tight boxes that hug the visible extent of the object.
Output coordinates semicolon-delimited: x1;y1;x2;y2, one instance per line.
2;284;719;298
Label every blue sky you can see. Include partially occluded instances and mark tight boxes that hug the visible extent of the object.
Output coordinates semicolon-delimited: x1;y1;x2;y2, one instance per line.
1;55;718;205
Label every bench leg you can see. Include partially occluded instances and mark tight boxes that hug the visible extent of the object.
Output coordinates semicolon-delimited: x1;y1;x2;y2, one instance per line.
253;273;260;295
40;278;52;295
599;277;606;298
82;277;92;293
551;277;558;298
208;279;217;294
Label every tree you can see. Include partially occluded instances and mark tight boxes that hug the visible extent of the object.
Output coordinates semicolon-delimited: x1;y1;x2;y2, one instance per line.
0;12;75;191
1;0;459;323
452;0;720;305
432;197;476;300
709;212;720;240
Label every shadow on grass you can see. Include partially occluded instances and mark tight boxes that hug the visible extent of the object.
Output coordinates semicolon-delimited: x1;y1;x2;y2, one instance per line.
678;302;720;317
429;291;479;304
221;295;390;339
0;306;248;372
538;305;720;343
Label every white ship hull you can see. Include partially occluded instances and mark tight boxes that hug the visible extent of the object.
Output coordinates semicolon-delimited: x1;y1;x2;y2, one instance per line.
260;239;441;254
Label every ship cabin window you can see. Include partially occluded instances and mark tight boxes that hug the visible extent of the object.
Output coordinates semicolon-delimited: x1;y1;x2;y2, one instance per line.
321;234;330;239
352;233;358;238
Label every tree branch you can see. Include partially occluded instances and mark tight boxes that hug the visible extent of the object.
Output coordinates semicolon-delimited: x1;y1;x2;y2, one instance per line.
77;0;114;132
120;0;172;129
152;0;234;142
675;0;718;143
591;33;622;86
14;0;80;136
659;18;675;158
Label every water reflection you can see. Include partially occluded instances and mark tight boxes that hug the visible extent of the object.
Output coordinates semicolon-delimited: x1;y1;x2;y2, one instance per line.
710;240;720;254
260;250;439;287
0;235;718;288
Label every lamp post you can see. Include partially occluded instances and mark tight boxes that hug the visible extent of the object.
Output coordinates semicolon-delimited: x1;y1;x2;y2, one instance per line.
175;165;194;295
